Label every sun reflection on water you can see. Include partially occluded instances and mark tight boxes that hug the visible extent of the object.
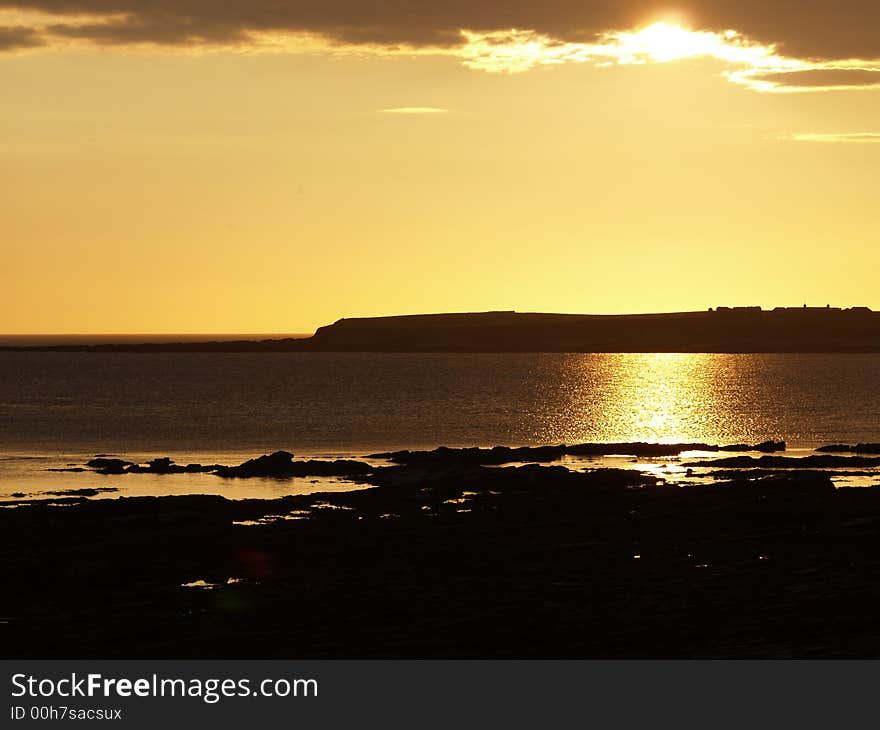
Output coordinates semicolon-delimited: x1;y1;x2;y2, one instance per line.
598;353;713;443
552;352;770;445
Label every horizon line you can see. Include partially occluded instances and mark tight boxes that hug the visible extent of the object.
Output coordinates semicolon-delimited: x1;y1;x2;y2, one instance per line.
3;304;877;338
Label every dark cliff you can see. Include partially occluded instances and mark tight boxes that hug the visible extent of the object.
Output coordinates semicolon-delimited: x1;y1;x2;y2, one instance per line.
299;307;880;353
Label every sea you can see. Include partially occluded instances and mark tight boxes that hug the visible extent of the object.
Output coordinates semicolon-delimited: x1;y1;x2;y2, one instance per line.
1;349;879;501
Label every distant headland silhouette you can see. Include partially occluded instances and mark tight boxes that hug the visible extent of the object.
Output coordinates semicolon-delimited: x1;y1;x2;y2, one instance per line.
4;306;879;353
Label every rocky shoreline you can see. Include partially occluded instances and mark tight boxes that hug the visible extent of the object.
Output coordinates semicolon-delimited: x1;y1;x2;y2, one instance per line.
3;443;880;658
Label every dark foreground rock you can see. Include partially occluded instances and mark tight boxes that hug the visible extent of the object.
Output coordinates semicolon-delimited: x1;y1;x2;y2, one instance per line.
4;462;880;658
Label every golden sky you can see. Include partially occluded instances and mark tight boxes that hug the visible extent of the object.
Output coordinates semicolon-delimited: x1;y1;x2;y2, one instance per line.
1;2;878;333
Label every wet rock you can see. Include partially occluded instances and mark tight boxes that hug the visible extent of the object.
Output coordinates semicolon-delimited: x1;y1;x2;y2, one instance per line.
214;451;373;478
1;496;88;507
126;458;219;474
707;472;836;496
369;445;566;466
147;457;177;473
371;441;787;465
82;452;370;478
214;451;296;477
43;487;119;497
185;463;217;472
287;460;374;477
566;442;689;457
720;440;786;453
86;457;133;474
359;462;659;493
684;454;880;469
817;443;880;454
567;440;786;455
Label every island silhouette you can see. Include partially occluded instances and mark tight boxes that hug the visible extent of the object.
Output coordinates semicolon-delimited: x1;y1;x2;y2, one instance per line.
5;306;879;352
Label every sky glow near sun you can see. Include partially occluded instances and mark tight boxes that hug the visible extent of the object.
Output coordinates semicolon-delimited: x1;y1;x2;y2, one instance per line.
455;23;879;93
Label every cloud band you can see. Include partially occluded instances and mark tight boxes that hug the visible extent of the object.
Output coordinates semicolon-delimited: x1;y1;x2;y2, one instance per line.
1;2;879;92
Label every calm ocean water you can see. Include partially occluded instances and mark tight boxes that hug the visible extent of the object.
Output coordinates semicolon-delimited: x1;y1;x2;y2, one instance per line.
0;334;309;347
1;352;879;499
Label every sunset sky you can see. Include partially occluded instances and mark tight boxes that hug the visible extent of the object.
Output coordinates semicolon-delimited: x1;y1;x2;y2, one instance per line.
2;1;878;333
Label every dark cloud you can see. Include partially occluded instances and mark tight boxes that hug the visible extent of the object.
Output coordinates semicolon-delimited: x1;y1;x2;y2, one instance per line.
750;68;880;89
0;1;878;61
0;25;43;50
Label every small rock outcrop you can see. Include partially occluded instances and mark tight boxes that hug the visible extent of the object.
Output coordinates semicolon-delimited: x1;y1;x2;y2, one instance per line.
127;458;218;474
85;457;134;474
214;451;374;478
214;451;297;477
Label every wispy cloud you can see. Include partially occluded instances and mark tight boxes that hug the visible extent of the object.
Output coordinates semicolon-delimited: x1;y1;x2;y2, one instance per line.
783;132;880;143
731;67;880;92
380;107;449;114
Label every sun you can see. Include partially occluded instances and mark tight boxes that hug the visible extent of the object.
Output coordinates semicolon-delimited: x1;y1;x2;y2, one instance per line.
609;21;779;67
460;21;781;75
621;22;706;62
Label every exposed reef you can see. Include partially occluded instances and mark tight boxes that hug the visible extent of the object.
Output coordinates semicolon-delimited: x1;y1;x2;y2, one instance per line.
370;441;785;466
80;451;375;479
817;444;880;454
685;455;880;469
44;487;120;497
71;445;790;480
0;487;119;505
85;456;219;475
214;451;373;478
